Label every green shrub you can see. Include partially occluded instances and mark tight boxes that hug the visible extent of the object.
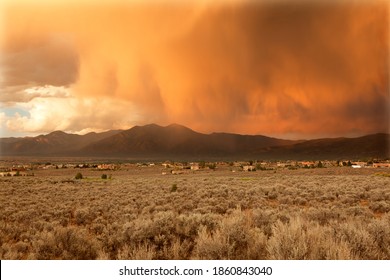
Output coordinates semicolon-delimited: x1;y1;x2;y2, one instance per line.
208;163;216;170
75;173;83;180
171;184;178;192
101;174;107;180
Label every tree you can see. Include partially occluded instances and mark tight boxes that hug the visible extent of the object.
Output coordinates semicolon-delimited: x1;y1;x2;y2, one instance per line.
75;172;83;180
208;163;216;170
171;184;178;192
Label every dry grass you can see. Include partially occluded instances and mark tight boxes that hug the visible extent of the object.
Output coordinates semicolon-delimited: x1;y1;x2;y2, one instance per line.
0;166;389;259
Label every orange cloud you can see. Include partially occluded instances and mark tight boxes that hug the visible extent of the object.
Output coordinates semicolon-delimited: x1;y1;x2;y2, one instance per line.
0;0;389;138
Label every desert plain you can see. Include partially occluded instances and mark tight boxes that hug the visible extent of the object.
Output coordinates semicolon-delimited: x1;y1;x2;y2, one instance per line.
1;160;389;260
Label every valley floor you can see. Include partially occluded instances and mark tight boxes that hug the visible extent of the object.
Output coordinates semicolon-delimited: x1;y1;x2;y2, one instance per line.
1;166;389;259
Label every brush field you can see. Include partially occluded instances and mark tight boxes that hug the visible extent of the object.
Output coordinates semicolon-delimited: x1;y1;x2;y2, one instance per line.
1;166;390;260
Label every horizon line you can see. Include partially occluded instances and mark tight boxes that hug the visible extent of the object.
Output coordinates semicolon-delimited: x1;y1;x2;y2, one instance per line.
1;123;389;141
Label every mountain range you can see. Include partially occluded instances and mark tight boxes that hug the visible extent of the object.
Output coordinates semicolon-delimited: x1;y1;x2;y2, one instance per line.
0;123;389;160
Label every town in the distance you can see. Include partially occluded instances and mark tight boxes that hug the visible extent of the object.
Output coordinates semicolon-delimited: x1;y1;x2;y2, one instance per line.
1;158;390;178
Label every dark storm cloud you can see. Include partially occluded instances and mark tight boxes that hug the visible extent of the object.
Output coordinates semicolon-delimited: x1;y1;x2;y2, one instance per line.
1;35;79;93
169;1;389;136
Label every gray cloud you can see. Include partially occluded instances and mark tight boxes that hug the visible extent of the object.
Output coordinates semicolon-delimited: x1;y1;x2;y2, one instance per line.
1;35;79;91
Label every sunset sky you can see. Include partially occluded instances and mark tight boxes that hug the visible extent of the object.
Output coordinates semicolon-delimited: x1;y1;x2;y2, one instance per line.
0;0;389;139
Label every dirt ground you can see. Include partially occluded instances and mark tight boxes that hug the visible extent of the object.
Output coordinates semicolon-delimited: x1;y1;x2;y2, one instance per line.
1;164;389;260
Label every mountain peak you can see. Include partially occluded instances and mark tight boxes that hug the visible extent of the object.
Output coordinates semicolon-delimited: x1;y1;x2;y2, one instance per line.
166;123;197;133
48;130;68;135
166;123;186;129
128;123;195;134
144;123;163;129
